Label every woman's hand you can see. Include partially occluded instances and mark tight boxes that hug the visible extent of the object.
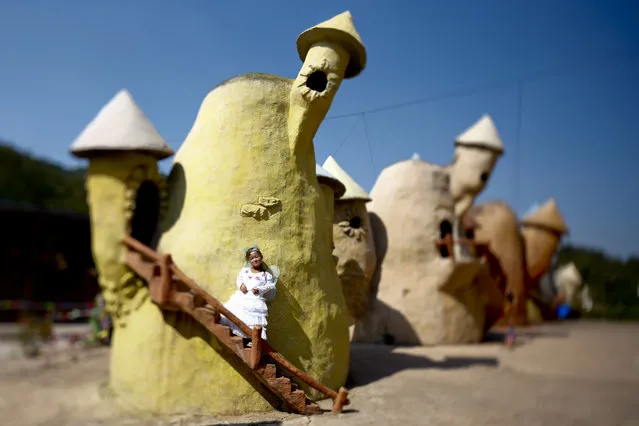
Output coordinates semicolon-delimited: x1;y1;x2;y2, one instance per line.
240;284;248;294
252;288;260;295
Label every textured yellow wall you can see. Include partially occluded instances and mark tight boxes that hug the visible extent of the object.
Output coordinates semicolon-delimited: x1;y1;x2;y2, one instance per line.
319;184;336;250
152;73;349;413
107;69;355;415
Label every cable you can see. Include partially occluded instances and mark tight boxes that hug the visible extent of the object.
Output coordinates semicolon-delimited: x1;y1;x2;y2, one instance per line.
70;49;637;183
82;51;637;150
325;50;638;120
330;114;363;157
511;80;525;212
362;113;377;180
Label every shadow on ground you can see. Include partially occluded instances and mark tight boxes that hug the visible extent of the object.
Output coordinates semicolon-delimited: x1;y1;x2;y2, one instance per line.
347;344;499;387
202;422;282;426
484;324;571;345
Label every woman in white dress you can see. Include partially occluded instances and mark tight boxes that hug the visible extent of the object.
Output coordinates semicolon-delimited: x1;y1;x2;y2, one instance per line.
221;247;277;341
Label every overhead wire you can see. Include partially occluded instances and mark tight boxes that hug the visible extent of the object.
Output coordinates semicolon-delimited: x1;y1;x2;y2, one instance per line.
151;50;637;205
330;114;363;157
324;49;638;205
325;50;638;121
512;80;525;213
361;113;377;180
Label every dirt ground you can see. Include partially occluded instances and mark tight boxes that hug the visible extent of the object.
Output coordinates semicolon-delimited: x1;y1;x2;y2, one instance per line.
1;320;638;426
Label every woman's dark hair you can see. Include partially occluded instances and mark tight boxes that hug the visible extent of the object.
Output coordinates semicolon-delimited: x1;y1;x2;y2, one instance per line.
245;247;262;261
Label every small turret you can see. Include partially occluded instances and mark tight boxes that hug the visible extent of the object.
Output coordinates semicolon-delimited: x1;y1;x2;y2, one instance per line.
454;114;504;154
316;162;346;250
520;198;568;284
316;163;346;199
288;11;367;155
70;89;171;321
520;197;568;235
296;11;366;79
323;155;371;202
322;156;376;321
449;114;504;218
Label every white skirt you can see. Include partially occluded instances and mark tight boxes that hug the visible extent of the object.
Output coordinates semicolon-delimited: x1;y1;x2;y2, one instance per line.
222;291;269;339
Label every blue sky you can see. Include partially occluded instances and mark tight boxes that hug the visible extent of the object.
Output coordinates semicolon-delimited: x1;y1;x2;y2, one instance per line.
0;1;638;258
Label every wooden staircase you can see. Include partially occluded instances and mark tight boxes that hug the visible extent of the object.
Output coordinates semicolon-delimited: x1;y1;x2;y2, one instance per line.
121;235;349;415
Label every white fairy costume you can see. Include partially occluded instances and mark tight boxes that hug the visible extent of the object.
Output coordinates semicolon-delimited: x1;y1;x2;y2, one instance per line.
221;265;278;340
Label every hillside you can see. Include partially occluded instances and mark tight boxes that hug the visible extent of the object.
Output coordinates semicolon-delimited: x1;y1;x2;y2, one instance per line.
0;142;88;213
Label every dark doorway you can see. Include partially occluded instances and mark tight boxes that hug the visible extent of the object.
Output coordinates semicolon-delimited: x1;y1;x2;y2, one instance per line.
130;180;161;246
439;219;453;258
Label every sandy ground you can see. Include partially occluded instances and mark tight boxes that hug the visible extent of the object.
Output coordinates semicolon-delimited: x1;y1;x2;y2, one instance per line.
1;320;638;426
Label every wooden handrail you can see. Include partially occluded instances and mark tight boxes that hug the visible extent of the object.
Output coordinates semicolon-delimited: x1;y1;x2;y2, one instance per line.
121;235;343;403
434;235;490;261
434;236;488;249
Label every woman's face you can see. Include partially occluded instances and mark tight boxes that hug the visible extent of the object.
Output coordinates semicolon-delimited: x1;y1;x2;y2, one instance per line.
248;251;263;269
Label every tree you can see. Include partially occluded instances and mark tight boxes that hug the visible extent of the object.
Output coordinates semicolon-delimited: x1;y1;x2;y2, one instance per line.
557;243;639;320
0;141;88;213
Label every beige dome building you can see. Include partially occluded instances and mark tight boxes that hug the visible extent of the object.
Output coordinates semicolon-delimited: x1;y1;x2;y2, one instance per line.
353;155;487;345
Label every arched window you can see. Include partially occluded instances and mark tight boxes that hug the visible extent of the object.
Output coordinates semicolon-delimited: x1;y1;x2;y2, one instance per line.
130;180;161;246
438;219;453;258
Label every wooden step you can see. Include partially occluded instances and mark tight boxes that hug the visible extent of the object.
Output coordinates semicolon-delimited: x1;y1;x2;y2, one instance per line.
172;292;195;311
229;336;244;346
286;389;307;413
193;307;217;326
268;377;292;395
304;403;322;415
257;363;277;380
214;325;232;337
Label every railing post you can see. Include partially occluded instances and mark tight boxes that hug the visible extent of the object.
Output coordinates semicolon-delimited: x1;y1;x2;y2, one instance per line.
159;254;173;305
331;387;348;413
250;326;263;369
150;253;174;308
445;234;455;262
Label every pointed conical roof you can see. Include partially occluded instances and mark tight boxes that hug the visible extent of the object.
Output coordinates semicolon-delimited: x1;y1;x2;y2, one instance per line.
322;155;371;202
524;202;541;218
555;262;582;286
455;114;504;154
70;89;174;159
316;163;346;198
296;11;367;79
521;198;568;234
